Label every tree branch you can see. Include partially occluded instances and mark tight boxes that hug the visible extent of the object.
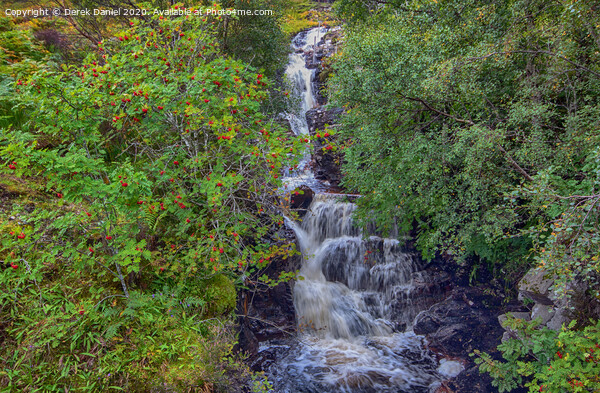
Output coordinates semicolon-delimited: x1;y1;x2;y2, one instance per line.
465;50;600;78
494;143;534;182
402;95;535;182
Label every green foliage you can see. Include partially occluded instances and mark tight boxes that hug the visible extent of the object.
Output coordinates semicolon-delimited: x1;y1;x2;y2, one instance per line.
331;2;600;392
474;318;600;392
0;270;242;391
218;0;289;76
514;148;600;298
0;15;48;129
251;372;274;393
0;16;48;75
197;274;237;317
329;0;600;285
0;5;302;391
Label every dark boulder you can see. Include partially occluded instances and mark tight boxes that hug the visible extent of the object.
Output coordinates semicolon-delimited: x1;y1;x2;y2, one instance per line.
235;242;301;358
414;286;521;393
306;107;344;186
290;185;314;216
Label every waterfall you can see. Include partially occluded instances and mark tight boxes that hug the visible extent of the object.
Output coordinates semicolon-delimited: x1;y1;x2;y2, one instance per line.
274;196;441;393
292;196;425;335
282;27;328;192
287;27;325;119
263;28;462;393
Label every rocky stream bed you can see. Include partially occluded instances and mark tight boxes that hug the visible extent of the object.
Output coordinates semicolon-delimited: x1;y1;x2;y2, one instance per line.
235;26;542;393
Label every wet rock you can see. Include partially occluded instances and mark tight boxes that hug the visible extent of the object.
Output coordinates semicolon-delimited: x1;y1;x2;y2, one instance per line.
306;108;342;134
408;268;453;310
290;185;314;216
384;267;452;331
414;288;505;356
443;363;525;393
238;321;258;356
306;107;344;186
236;250;301;359
307;27;342;106
437;359;464;378
413;286;515;393
250;340;294;372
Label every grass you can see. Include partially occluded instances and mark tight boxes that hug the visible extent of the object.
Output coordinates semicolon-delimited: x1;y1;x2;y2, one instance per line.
281;0;337;36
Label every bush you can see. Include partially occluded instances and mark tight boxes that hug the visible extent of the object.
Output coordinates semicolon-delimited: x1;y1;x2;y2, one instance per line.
475;317;600;393
0;5;303;391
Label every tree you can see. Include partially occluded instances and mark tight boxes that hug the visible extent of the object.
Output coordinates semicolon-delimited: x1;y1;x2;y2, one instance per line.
217;0;288;76
330;0;600;281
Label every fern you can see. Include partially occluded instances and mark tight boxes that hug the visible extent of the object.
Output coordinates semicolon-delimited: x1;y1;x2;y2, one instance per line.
104;323;122;340
143;206;169;234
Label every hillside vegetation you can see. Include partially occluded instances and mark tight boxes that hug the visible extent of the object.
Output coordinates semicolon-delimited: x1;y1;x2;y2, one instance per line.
1;2;303;391
329;0;600;391
2;0;600;392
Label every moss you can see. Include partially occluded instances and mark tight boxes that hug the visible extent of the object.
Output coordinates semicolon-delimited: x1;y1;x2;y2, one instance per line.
281;0;338;36
0;175;40;197
198;274;237;317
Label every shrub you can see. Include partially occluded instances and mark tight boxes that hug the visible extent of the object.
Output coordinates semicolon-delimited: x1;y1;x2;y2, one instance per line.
475;318;600;393
0;5;303;391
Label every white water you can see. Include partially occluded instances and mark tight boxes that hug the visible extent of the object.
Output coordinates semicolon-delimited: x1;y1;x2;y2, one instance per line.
287;27;325;116
266;28;463;393
275;197;442;392
282;27;328;193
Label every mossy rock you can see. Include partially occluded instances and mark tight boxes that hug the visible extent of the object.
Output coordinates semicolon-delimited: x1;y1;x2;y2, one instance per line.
198;274;237;317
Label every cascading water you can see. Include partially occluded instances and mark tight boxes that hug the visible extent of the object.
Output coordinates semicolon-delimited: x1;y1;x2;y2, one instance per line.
283;27;328;192
273;197;445;393
286;28;323;125
265;28;463;393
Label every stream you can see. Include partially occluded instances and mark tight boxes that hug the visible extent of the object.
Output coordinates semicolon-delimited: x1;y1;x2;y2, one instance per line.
264;28;463;393
282;27;328;193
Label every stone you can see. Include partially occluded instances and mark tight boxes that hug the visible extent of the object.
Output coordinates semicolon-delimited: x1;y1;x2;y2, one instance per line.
289;185;314;216
531;303;554;325
306;107;344;187
498;312;531;340
237;321;258;356
412;280;526;393
498;312;531;328
546;308;570;331
501;331;515;343
236;244;301;358
437;359;465;378
446;365;516;393
518;268;555;305
414;288;506;357
514;267;593;331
